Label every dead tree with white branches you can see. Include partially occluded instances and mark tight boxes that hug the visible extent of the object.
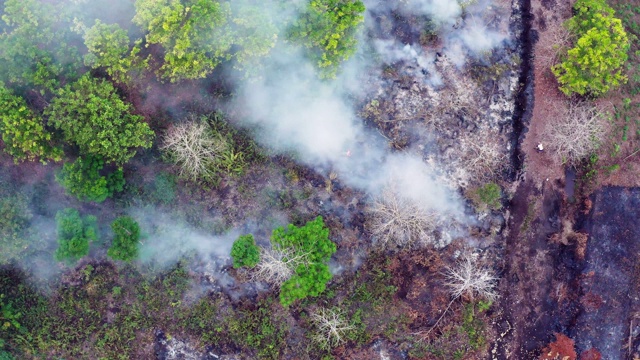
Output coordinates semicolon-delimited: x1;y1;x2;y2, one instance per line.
310;307;355;350
161;117;229;182
542;101;605;164
443;253;498;303
250;247;308;286
368;188;438;249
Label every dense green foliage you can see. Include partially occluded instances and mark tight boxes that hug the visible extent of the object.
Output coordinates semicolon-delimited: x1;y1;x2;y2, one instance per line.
54;208;98;264
231;234;260;268
107;216;140;262
83;20;147;85
133;0;232;82
133;0;278;81
0;85;62;163
289;0;365;78
0;192;31;265
552;0;630;96
272;216;336;306
56;156;125;203
45;74;154;165
0;0;81;90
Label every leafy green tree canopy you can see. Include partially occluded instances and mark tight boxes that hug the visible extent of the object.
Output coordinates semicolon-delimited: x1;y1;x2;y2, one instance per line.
133;0;232;81
45;74;154;164
108;216;140;262
0;0;81;90
552;0;630;96
0;85;62;163
272;216;336;306
288;0;366;78
83;20;148;85
54;208;98;264
231;234;260;268
56;155;125;203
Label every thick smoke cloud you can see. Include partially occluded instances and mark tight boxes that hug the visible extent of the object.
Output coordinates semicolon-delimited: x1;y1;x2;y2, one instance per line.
229;0;512;219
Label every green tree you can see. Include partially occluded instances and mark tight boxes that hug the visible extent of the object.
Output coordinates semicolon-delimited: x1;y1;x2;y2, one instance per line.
45;74;154;165
231;234;260;268
0;0;81;90
225;2;278;76
552;0;630;96
271;216;336;306
0;85;62;163
56;156;125;203
133;0;232;82
83;20;148;85
54;208;98;264
108;216;140;262
288;0;365;78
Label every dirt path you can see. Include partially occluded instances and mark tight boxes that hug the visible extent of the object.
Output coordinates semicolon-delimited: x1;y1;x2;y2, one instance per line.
494;0;579;357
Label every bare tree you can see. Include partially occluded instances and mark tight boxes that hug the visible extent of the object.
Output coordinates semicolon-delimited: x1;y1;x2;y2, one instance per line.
542;101;605;164
368;188;438;249
538;21;572;71
443;253;498;302
161;117;228;181
250;246;307;286
310;307;355;350
461;137;508;182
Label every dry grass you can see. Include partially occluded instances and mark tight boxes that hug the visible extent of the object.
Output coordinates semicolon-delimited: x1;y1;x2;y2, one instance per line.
161;117;228;181
367;188;438;249
541;101;606;165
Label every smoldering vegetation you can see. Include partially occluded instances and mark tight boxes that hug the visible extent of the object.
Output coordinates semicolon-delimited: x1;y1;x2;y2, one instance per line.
0;0;519;285
0;0;522;357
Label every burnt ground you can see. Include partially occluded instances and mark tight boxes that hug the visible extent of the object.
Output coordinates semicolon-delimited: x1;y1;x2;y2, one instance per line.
494;0;640;357
576;187;640;359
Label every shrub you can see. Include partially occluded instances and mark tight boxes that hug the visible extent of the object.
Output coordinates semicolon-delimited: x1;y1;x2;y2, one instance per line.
0;192;32;265
107;216;140;262
271;216;337;306
54;208;98;264
470;182;502;211
45;74;154;165
230;234;260;269
552;0;630;96
146;172;177;204
56;156;125;203
0;85;62;163
289;0;366;78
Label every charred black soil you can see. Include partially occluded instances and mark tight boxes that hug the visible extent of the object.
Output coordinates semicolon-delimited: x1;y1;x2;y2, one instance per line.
575;187;640;359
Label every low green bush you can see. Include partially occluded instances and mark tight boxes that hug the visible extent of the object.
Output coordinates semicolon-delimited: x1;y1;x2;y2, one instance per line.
56;156;125;203
273;216;337;306
107;216;140;262
54;208;98;264
231;234;260;269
